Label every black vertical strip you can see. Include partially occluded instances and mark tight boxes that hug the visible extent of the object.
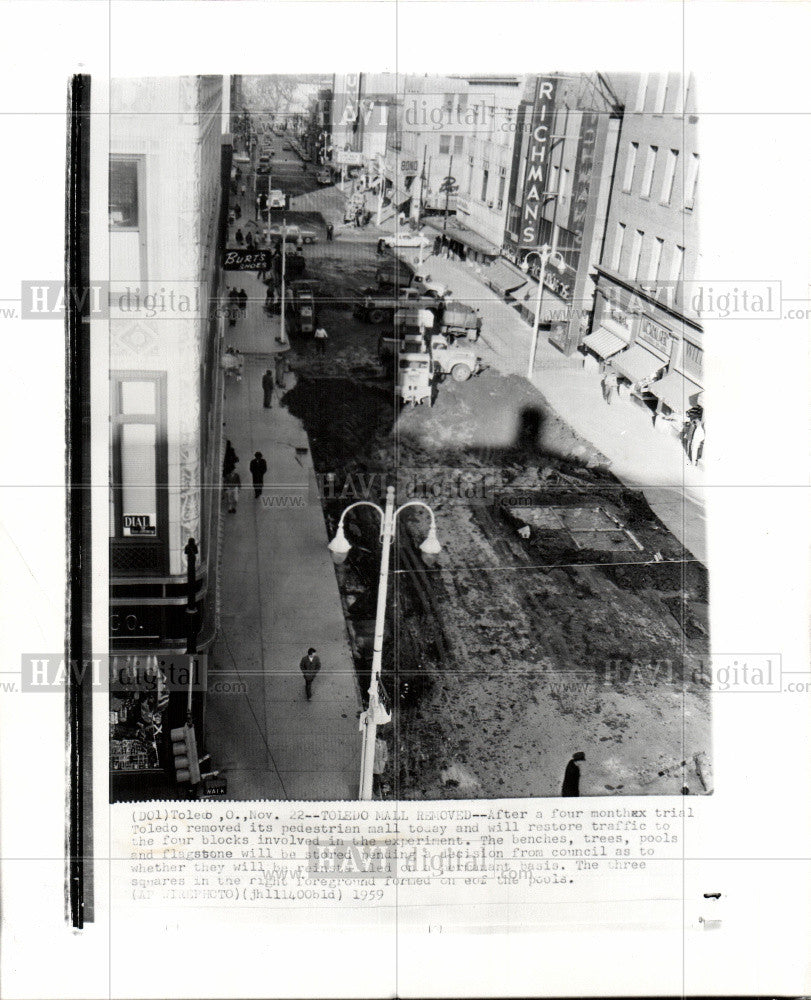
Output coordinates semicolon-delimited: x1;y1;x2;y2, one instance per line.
66;73;92;928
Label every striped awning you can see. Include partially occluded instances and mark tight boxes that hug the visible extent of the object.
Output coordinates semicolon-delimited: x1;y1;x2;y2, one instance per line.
582;326;627;359
487;258;528;296
649;370;703;412
611;343;667;385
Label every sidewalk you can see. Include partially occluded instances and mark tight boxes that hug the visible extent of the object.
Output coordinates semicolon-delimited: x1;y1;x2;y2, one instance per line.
395;246;707;563
206;272;362;800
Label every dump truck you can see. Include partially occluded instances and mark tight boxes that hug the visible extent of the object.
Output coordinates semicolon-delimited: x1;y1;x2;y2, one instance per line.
393;299;481;342
354;286;438;325
379;331;483;383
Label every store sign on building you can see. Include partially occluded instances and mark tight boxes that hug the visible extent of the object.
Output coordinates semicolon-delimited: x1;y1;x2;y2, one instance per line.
569;111;599;247
638;315;674;357
123;514;155;537
520;78;557;247
334;150;365;167
400;159;418;173
222;249;274;271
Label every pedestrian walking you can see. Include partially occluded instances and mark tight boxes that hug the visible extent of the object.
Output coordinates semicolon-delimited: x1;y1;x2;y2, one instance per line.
601;370;618;404
355;208;363;228
241;183;247;198
326;222;334;242
222;440;238;477
238;288;248;316
223;464;241;513
235;202;242;221
235;228;244;246
249;451;267;498
688;418;705;466
433;235;442;257
262;369;274;408
314;325;328;355
246;230;254;249
274;352;287;389
296;234;304;252
377;237;386;255
561;751;586;797
299;647;322;701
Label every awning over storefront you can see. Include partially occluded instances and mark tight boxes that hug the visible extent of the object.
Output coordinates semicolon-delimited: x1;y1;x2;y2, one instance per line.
649;370;703;412
582;327;627;359
512;274;570;325
611;343;667;385
424;217;499;257
486;258;528;296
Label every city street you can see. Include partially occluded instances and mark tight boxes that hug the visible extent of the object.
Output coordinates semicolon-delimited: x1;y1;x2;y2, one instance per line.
204;129;711;800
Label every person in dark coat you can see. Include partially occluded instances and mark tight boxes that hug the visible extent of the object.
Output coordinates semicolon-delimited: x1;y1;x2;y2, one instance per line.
249;451;267;498
299;647;321;700
377;237;386;255
433;234;442;256
234;202;242;220
561;751;586;797
261;369;274;408
274;352;288;389
235;228;244;246
238;288;248;316
246;230;254;249
222;440;238;477
326;222;334;242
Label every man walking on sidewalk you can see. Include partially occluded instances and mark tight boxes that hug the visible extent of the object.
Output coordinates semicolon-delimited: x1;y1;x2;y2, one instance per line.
314;325;328;355
262;369;274;408
299;647;321;701
249;451;267;498
223;463;241;514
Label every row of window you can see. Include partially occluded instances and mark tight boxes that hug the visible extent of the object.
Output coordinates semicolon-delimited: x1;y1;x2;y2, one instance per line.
612;224;686;289
464;158;508;209
622;142;698;209
438;134;465;155
633;73;691;116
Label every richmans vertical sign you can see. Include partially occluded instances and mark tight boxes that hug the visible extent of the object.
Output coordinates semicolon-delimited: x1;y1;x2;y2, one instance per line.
520;78;557;248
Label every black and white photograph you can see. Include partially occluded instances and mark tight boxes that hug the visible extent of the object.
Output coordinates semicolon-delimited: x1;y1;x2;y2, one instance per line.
108;71;710;803
2;2;810;997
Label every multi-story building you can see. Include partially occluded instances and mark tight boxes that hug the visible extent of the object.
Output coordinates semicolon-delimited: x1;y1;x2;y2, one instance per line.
107;76;230;797
501;73;621;354
447;76;524;254
583;73;702;425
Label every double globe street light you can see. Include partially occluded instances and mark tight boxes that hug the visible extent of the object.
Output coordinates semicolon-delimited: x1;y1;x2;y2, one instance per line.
328;485;442;800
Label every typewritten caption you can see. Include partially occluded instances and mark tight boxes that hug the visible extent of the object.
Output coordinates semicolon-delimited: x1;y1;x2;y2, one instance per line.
118;802;696;910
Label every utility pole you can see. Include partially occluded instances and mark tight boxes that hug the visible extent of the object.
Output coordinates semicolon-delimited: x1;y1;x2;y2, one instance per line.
442;152;454;237
279;218;287;345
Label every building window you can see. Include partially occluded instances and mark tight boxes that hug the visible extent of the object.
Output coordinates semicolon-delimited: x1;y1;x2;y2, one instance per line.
640;146;658;198
652;75;667;114
648;237;665;283
685;153;699;210
661;149;679;205
453;134;464;155
110;372;168;559
109;158;139;229
439;134;451;155
612;222;626;272
683;340;703;377
497;167;507;210
481;162;490;202
630;229;644;281
672;78;684;116
671;245;685;305
622;142;638;192
635;74;648;112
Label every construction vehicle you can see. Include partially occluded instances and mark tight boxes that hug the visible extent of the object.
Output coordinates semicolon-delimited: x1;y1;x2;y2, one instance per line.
394;299;481;342
354;286;437;325
379;330;482;383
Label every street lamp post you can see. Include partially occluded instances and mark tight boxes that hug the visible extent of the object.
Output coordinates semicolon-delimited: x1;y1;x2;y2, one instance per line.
328;485;441;800
525;244;552;381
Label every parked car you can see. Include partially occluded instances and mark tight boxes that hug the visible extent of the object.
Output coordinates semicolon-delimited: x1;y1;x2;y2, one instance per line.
268;223;318;244
381;231;432;249
268;189;286;209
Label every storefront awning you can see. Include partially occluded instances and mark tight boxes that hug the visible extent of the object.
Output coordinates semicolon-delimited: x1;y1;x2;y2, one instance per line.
611;343;667;385
582;327;627;359
424;218;499;256
649;370;703;412
486;258;528;296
